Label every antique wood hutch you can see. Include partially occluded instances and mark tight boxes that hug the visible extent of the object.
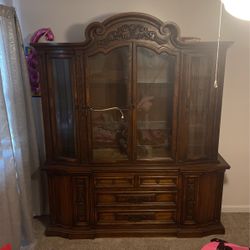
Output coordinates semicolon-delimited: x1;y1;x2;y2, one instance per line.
33;13;231;238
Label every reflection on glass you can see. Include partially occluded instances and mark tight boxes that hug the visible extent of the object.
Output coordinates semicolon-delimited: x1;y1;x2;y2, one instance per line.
88;47;129;162
136;47;175;160
52;58;75;158
91;110;129;162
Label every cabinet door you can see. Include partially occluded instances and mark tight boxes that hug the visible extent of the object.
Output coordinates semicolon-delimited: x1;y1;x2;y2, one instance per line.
177;52;218;161
136;46;176;160
181;171;225;225
47;54;80;162
87;46;131;162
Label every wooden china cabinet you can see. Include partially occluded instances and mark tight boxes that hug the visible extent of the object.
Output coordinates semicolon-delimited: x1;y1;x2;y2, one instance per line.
33;13;231;238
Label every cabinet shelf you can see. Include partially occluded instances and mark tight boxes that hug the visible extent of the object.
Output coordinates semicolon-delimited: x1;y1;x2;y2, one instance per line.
137;82;171;85
137;121;168;130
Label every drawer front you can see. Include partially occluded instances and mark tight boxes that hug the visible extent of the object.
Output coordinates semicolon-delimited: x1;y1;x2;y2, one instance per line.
95;175;134;188
96;191;177;207
96;210;176;225
139;175;178;188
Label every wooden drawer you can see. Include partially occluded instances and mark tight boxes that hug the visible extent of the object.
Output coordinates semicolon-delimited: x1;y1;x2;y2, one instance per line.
96;191;177;207
138;175;178;188
96;209;176;225
95;175;134;188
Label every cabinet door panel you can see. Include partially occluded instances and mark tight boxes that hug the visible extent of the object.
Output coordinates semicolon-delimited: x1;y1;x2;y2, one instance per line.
47;55;79;161
187;56;211;159
87;47;131;162
48;175;73;226
136;47;175;160
178;53;216;161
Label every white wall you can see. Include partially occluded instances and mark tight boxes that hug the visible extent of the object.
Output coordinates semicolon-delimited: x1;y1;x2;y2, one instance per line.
0;0;13;6
14;0;250;212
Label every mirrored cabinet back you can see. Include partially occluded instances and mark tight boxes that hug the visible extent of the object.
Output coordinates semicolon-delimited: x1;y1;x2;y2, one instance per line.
33;13;232;238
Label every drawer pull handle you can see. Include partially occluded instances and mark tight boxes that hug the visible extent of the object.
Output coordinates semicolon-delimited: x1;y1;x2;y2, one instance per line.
117;195;155;203
127;214;154;222
128;197;144;203
115;213;155;222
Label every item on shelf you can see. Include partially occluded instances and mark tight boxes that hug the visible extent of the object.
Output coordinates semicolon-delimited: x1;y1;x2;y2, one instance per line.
116;122;128;154
137;96;154;112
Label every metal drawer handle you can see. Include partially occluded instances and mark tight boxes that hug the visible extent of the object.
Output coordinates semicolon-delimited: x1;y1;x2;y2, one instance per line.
127;214;154;222
117;195;155;203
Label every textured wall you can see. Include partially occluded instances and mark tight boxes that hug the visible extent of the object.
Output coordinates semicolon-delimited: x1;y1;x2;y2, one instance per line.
14;0;250;212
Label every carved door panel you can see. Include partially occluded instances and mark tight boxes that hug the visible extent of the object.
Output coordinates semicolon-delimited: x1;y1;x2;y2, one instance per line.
182;171;225;225
73;177;90;226
182;175;199;225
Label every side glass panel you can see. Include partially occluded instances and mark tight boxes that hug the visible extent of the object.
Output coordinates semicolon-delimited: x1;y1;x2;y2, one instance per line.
187;56;211;160
51;58;76;159
136;47;175;160
88;47;130;162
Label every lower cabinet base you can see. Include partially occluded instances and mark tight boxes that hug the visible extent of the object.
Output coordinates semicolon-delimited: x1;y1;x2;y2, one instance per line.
45;223;225;239
45;157;229;239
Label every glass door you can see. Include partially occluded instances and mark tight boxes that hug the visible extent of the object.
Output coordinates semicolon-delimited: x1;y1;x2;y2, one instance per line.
136;46;175;160
87;47;131;162
47;55;79;161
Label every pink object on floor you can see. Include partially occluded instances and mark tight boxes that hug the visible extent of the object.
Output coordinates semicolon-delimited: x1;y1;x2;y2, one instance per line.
0;244;11;250
201;238;249;250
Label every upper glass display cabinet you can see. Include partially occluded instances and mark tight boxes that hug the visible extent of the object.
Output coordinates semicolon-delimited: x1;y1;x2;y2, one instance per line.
86;45;176;163
34;13;231;165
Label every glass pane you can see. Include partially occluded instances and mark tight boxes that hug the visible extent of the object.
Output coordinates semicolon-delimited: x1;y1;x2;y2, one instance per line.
187;56;210;159
52;58;75;158
136;47;175;160
88;47;129;162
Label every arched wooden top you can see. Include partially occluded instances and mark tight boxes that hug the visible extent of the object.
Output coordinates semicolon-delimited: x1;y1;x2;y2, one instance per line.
32;12;233;50
84;12;185;48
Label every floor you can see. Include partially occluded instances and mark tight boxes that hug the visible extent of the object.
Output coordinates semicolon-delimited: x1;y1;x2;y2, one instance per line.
34;213;250;250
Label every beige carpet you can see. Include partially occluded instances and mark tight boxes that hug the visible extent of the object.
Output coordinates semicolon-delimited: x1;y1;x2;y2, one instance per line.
34;213;250;250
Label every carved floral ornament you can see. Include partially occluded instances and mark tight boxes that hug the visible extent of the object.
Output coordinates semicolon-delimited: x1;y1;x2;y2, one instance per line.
86;18;181;46
97;24;171;45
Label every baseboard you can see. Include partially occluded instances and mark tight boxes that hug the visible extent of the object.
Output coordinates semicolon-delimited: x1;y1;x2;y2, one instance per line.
222;205;250;213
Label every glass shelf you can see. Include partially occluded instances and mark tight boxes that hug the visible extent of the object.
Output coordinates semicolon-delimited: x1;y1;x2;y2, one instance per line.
137;81;173;87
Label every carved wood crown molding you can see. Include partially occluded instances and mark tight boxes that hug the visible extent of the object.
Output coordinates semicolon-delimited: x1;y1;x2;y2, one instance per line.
98;24;169;45
84;12;185;47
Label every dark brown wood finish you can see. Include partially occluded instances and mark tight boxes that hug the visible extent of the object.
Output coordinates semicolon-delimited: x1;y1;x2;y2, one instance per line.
46;52;80;162
33;13;231;238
